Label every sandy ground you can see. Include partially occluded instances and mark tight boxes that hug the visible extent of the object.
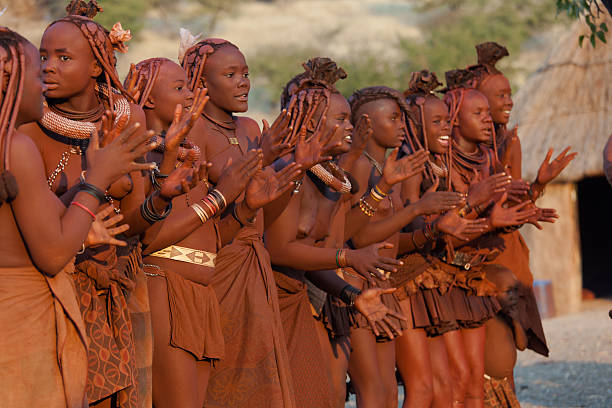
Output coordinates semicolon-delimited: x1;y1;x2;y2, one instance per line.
347;299;612;407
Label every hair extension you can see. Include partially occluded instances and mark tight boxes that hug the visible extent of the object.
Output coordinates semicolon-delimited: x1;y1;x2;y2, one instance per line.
124;57;173;107
180;38;239;92
47;0;135;116
0;27;27;203
279;57;346;146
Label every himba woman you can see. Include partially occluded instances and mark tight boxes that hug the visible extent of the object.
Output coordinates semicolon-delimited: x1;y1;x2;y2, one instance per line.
388;70;502;408
0;27;156;407
266;58;431;408
346;85;489;408
425;67;543;407
19;2;198;406
468;41;576;357
123;53;295;407
180;32;311;407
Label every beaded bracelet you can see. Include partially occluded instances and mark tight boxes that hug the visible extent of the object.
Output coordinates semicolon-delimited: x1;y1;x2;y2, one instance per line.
458;201;473;218
339;284;362;307
140;193;172;223
78;182;106;204
359;196;376;217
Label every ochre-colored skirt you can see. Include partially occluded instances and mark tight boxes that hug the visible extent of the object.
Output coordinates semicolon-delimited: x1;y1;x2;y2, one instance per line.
392;253;500;336
275;269;336;408
205;227;295;408
145;265;224;361
0;265;88;408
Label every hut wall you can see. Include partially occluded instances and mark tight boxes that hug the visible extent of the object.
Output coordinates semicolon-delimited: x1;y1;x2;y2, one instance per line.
520;183;582;315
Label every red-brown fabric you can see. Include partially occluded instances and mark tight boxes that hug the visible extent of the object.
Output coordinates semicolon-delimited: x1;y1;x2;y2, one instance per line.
274;270;336;408
205;226;295;408
488;230;549;356
0;265;88;408
163;267;224;360
484;375;521;408
73;245;138;407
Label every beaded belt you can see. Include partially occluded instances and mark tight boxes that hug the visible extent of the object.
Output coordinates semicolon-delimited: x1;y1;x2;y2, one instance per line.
149;245;216;267
436;250;487;270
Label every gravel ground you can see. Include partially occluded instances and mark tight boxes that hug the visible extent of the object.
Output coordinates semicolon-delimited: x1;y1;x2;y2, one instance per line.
515;299;612;408
346;299;612;407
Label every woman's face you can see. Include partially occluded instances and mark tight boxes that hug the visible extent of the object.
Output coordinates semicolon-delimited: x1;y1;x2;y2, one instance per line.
456;90;493;145
477;74;513;125
17;42;45;125
202;45;249;113
422;97;451;155
322;92;353;156
360;98;404;149
148;61;194;127
39;22;100;100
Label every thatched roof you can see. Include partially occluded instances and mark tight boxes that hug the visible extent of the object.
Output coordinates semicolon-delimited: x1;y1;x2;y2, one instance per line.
509;15;612;182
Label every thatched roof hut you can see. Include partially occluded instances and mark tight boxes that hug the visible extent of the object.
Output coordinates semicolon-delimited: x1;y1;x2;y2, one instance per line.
509;15;612;315
510;14;612;182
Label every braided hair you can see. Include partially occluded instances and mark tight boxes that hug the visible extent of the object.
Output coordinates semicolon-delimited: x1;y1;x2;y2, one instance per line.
279;57;346;147
180;38;239;92
0;27;28;203
47;0;134;114
124;57;173;107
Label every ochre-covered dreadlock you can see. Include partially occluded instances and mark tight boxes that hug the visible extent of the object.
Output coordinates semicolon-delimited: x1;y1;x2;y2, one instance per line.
180;38;239;92
47;0;135;115
124;57;172;107
0;27;27;203
468;41;509;89
279;57;346;147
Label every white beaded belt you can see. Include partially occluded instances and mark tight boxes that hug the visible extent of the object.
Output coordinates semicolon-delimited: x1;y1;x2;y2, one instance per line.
149;245;216;267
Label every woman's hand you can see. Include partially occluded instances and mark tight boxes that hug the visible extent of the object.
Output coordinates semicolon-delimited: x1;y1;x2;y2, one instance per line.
489;192;537;228
535;147;577;186
261;109;293;166
294;117;340;170
347;243;403;284
435;210;489;241
354;287;407;339
84;205;129;247
85;111;157;190
379;148;428;191
215;149;263;205
466;172;511;207
245;163;302;210
526;205;559;230
165;88;209;153
414;178;465;215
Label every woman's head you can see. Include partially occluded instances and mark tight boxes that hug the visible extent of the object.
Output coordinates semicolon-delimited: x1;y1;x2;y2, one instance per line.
125;58;193;127
404;70;450;155
443;68;493;147
349;86;407;149
181;38;248;113
281;57;352;156
470;42;513;125
40;0;131;104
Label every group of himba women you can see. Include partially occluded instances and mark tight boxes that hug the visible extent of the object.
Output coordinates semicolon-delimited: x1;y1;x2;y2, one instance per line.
0;1;578;408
